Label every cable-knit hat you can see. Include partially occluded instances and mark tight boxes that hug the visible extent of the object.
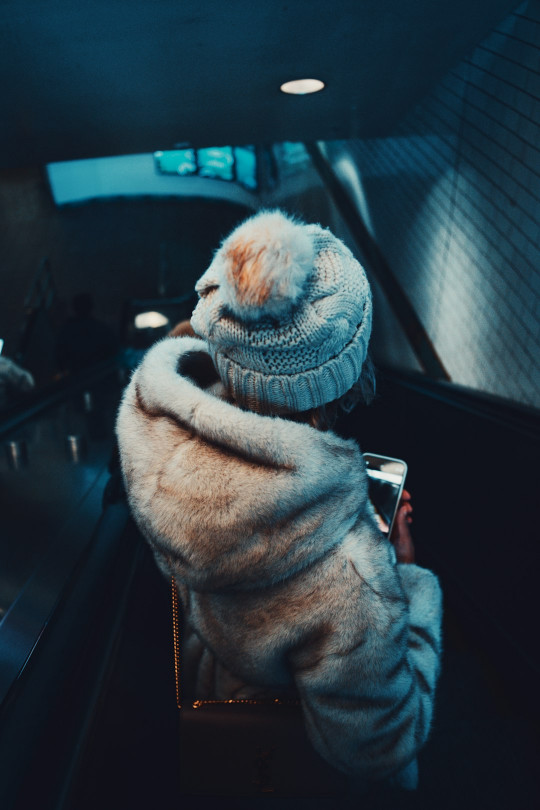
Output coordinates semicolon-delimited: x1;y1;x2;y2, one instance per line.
190;209;372;414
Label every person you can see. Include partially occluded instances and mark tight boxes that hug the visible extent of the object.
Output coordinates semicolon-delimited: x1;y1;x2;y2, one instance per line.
55;292;118;375
116;209;442;789
0;350;35;410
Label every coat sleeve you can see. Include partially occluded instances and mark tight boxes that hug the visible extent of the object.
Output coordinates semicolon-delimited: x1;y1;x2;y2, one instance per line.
290;563;442;783
1;358;34;393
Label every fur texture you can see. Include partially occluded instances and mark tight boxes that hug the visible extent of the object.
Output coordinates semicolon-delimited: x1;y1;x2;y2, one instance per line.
195;210;314;319
116;337;443;784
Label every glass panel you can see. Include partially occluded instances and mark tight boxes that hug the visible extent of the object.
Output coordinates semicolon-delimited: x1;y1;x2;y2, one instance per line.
197;146;235;181
154;149;197;175
234;146;257;190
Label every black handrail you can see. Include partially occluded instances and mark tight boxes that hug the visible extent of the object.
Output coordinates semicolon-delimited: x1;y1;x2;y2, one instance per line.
0;501;135;809
0;354;121;440
378;364;540;440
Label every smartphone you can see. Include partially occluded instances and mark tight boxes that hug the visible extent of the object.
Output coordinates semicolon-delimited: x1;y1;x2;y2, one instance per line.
363;453;407;537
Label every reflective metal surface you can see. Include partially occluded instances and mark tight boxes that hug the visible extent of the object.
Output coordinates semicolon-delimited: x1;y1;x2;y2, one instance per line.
4;439;28;471
65;433;88;464
0;372;122;623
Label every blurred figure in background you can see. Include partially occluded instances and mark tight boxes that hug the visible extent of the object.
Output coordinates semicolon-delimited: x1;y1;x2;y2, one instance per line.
55;293;118;376
0;339;35;410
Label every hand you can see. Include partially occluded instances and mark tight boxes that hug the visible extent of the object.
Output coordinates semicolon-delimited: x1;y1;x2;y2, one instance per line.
390;490;415;564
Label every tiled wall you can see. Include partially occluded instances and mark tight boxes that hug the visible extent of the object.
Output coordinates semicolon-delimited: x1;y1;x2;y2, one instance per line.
263;146;424;374
323;0;540;408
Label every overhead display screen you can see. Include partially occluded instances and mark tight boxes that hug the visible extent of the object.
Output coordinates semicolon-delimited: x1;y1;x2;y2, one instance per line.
154;145;257;190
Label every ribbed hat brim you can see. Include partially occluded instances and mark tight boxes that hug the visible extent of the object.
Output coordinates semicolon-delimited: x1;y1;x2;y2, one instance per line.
213;304;372;414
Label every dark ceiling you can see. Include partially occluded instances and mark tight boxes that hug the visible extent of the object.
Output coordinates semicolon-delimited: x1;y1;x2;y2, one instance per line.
0;0;518;169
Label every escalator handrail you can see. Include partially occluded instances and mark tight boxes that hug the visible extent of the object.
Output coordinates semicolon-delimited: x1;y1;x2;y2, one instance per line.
379;365;540;440
0;354;122;440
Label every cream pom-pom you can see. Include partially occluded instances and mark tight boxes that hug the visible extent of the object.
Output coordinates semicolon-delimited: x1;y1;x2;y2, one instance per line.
215;210;314;319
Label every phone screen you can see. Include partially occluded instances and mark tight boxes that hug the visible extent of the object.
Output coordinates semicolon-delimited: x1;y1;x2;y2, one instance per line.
364;453;407;537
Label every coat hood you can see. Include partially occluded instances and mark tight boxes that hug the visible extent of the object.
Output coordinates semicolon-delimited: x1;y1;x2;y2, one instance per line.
116;337;370;591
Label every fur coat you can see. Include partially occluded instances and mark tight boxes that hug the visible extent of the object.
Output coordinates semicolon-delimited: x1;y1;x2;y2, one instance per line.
0;356;34;410
116;336;443;785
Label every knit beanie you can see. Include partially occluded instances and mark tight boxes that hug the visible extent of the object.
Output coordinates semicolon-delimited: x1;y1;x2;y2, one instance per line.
190;209;372;415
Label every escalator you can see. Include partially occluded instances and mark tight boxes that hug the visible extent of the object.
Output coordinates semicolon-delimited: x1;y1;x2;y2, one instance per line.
0;357;134;808
0;344;539;810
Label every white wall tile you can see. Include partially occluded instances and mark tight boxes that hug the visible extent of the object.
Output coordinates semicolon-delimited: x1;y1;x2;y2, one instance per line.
324;0;540;408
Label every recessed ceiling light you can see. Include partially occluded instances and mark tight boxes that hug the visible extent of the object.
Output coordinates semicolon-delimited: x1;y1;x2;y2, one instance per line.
280;78;325;95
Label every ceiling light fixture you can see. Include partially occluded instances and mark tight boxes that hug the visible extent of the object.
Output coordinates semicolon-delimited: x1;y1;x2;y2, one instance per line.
280;78;325;95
